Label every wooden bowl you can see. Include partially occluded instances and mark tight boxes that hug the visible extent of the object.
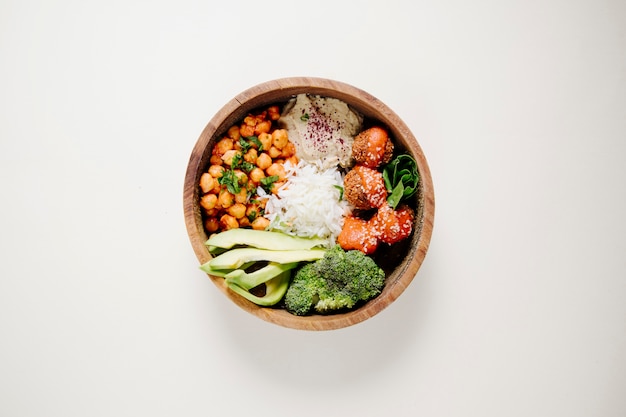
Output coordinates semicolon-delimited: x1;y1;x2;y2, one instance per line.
183;77;434;331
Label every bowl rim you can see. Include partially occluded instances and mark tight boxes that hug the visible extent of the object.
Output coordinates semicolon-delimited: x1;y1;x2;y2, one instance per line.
183;76;435;331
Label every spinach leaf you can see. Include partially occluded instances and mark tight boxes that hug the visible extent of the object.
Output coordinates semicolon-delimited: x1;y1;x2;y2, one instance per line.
382;154;419;209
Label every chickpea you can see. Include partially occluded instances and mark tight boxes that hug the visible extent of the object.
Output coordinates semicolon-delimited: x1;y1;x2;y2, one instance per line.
227;125;240;141
266;163;286;180
267;105;280;121
240;124;254;137
199;172;214;193
211;177;221;194
238;216;251;228
256;152;272;170
271;180;285;194
202;176;219;194
208;164;224;178
254;120;272;135
234;187;248;204
246;181;257;194
214;137;234;156
227;203;247;219
246;204;260;221
268;146;282;159
218;190;234;209
200;193;218;210
206;207;219;216
209;154;223;165
221;149;241;166
271;129;289;149
258;133;272;151
233;169;248;185
249;167;265;184
220;214;239;230
243;148;258;164
251;217;270;231
280;141;296;158
243;115;256;127
204;217;219;233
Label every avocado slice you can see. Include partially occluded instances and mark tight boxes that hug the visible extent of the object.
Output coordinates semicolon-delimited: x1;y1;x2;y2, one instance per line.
224;261;299;290
208;247;326;270
205;229;327;251
199;261;255;277
226;270;292;307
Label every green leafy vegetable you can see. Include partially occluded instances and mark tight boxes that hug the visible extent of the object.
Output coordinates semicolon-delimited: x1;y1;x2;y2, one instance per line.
219;169;241;194
260;175;279;192
240;136;263;152
249;136;263;150
382;154;419;209
238;137;252;153
333;185;344;201
230;152;254;173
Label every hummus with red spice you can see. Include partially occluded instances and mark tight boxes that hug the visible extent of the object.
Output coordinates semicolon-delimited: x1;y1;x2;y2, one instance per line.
278;94;363;169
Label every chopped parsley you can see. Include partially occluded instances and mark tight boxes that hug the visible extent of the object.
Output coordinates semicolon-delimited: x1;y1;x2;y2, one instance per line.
218;169;240;194
240;136;263;152
230;152;254;173
333;185;344;201
247;210;258;222
260;175;279;192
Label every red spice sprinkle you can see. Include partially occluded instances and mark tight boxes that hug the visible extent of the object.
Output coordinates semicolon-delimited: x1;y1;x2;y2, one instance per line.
302;104;351;155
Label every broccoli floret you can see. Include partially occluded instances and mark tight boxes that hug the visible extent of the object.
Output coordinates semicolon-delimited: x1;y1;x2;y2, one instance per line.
284;245;385;316
283;263;322;315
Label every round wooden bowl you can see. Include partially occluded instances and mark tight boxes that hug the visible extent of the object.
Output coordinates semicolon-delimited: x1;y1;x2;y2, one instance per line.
183;77;434;331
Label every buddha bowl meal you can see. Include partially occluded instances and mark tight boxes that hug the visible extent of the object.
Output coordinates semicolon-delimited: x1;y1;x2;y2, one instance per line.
184;77;434;331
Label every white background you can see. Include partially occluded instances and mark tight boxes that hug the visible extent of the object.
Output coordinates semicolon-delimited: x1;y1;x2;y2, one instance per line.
1;0;625;416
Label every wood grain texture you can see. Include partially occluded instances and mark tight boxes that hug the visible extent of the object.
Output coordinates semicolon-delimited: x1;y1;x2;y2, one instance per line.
183;77;435;331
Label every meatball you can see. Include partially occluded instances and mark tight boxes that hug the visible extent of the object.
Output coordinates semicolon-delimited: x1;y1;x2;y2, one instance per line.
337;216;379;255
352;126;394;169
371;204;414;244
344;165;387;210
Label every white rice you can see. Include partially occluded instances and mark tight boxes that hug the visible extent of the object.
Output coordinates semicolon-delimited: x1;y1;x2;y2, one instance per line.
257;159;351;247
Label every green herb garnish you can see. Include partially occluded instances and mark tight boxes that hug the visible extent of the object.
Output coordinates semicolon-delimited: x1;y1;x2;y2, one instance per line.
300;113;309;122
219;169;241;194
238;137;252;153
230;152;254;173
333;185;344;201
382;154;419;209
239;136;263;153
260;175;279;192
248;136;263;151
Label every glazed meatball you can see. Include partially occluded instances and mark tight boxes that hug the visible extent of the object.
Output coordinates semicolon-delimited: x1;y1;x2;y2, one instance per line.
371;204;414;244
344;165;387;210
352;126;394;169
337;216;379;255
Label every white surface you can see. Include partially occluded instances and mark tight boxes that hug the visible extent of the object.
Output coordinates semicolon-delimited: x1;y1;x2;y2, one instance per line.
1;0;625;416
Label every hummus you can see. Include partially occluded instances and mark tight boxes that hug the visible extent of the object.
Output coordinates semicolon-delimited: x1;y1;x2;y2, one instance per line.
279;94;363;169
